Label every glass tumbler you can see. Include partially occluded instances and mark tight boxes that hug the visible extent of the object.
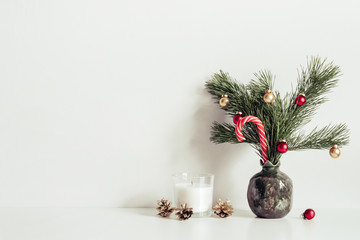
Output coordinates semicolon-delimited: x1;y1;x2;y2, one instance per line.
172;173;214;217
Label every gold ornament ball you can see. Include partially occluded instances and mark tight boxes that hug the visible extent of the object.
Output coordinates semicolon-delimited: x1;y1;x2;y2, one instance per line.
219;95;230;108
329;145;341;158
263;90;275;104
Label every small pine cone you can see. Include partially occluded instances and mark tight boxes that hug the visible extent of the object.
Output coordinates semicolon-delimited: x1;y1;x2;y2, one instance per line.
175;203;193;220
213;199;234;218
156;198;175;217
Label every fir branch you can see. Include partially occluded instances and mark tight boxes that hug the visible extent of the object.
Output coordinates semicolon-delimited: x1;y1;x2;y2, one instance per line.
210;122;240;144
210;122;264;156
205;70;249;116
288;123;350;150
205;57;350;164
280;57;341;138
211;122;261;145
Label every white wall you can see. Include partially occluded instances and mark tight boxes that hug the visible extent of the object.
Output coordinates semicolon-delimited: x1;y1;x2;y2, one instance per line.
0;0;359;209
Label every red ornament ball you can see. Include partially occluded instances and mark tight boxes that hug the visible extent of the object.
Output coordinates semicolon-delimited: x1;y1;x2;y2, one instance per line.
295;94;306;106
303;208;315;220
233;113;243;124
277;141;288;153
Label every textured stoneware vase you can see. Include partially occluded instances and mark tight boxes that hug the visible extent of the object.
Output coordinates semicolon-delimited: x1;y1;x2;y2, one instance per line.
247;160;293;218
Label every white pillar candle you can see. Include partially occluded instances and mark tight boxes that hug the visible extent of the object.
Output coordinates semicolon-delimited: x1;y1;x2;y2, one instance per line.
174;182;213;213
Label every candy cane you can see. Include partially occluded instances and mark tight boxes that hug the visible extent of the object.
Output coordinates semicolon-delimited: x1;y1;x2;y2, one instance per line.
236;116;268;162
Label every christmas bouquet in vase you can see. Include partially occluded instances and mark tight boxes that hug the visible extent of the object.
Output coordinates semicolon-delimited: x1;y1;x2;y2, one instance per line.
205;57;349;218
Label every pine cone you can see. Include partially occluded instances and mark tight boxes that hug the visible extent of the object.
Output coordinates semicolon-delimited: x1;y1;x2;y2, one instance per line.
156;198;175;217
175;203;193;220
213;199;234;218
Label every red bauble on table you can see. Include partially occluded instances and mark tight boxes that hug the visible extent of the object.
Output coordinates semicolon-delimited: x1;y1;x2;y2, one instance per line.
303;208;315;220
277;140;288;153
295;94;306;106
233;112;243;124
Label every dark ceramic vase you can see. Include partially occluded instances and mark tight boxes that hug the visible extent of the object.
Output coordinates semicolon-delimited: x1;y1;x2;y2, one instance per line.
247;160;293;218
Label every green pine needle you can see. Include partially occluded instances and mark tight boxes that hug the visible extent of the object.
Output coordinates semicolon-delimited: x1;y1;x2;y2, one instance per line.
205;57;350;164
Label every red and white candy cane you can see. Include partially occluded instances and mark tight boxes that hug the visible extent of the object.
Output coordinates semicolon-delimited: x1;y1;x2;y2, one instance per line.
236;116;268;163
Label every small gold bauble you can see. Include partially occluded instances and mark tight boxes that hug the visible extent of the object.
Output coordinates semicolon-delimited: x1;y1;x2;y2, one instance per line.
329;145;341;158
263;90;275;104
219;95;230;108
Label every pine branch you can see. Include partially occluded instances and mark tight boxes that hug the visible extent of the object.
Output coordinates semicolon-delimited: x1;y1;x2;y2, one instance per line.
205;57;350;164
210;122;238;144
210;122;263;156
211;122;261;144
280;57;341;138
205;70;249;116
288;123;350;150
206;71;275;160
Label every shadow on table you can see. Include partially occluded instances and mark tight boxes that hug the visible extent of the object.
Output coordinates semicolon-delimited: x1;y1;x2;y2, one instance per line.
232;209;256;218
246;218;292;240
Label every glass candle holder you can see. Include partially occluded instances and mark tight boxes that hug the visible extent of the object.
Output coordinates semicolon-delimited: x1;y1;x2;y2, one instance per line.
172;173;214;217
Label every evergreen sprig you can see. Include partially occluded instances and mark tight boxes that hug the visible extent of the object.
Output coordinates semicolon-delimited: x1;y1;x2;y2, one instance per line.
205;57;350;164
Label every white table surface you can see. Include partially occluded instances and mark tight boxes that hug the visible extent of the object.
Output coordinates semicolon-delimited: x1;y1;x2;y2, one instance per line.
0;208;358;240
